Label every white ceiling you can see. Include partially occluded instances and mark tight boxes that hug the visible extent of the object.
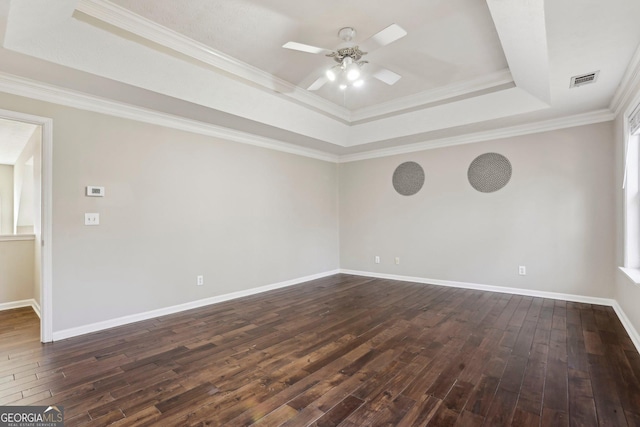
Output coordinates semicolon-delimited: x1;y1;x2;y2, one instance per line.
0;0;639;159
0;117;37;165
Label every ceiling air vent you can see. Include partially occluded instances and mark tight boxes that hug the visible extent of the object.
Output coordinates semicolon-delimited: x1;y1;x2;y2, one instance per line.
570;71;599;88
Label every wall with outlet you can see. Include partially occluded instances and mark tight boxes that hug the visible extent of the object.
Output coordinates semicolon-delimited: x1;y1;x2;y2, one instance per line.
0;93;339;332
340;122;615;298
0;91;619;335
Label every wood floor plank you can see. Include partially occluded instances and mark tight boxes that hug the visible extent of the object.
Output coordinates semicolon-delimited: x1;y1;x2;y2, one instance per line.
588;353;630;426
0;274;638;426
396;394;442;426
511;407;541;427
310;394;363;427
568;368;598;427
483;388;518;426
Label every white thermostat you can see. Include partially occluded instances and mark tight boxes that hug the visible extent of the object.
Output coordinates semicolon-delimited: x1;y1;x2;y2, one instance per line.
86;186;105;197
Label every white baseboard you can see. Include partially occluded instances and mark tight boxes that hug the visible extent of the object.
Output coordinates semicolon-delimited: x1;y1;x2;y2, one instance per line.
32;300;41;319
52;269;340;341
341;269;640;354
612;301;640;355
48;268;640;356
0;298;40;316
340;270;614;306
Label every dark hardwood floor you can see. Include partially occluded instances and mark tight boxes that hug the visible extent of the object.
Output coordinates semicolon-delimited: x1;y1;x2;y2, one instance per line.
1;274;639;426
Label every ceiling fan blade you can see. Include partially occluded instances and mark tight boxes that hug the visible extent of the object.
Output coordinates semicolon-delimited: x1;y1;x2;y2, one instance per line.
372;67;402;85
282;41;333;55
307;76;328;91
359;24;407;52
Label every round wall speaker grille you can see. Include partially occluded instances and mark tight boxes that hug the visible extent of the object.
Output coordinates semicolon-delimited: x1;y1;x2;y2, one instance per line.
392;161;425;196
468;153;512;193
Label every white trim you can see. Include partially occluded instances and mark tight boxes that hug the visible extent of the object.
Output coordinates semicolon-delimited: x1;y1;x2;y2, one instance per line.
0;72;339;163
611;301;640;355
41;115;53;342
619;267;640;285
0;234;35;241
0;108;53;343
610;42;640;116
622;97;640;271
351;69;514;122
0;298;39;314
52;269;340;341
339;109;615;162
340;269;615;306
32;299;41;319
0;72;617;165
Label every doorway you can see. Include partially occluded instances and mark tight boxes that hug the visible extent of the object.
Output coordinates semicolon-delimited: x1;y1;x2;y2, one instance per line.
0;108;52;342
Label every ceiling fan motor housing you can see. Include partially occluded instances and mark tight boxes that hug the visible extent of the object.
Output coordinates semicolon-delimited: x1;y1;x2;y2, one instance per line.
328;46;367;63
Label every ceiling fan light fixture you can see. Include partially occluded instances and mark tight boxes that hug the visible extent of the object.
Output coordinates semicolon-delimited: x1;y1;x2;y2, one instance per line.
346;63;361;81
282;24;406;94
325;67;338;81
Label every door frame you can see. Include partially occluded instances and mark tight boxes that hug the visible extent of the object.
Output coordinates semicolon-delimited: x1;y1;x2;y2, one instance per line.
0;107;53;342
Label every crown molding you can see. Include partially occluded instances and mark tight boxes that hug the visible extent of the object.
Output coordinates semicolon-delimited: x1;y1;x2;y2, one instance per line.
350;69;514;123
74;0;351;122
0;72;339;162
0;71;616;165
339;109;615;162
610;42;640;117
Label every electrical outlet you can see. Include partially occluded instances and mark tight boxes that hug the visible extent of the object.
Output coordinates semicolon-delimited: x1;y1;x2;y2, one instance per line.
395;257;400;265
84;213;99;226
374;256;380;264
518;266;526;276
197;275;204;286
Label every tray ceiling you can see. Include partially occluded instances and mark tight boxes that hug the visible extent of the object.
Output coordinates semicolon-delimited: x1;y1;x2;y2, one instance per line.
0;0;639;159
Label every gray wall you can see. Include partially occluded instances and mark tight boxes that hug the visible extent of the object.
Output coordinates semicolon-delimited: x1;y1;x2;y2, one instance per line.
0;90;625;336
0;93;339;332
0;238;34;304
340;122;615;298
10;127;42;306
13;127;40;235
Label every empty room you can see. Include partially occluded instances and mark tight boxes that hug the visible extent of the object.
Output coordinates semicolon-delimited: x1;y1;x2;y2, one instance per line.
0;0;640;426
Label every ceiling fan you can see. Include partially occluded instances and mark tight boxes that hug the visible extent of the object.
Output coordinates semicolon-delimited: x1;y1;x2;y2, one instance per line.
282;24;407;91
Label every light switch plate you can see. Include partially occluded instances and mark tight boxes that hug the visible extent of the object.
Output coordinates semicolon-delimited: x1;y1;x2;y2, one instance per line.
86;186;105;197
